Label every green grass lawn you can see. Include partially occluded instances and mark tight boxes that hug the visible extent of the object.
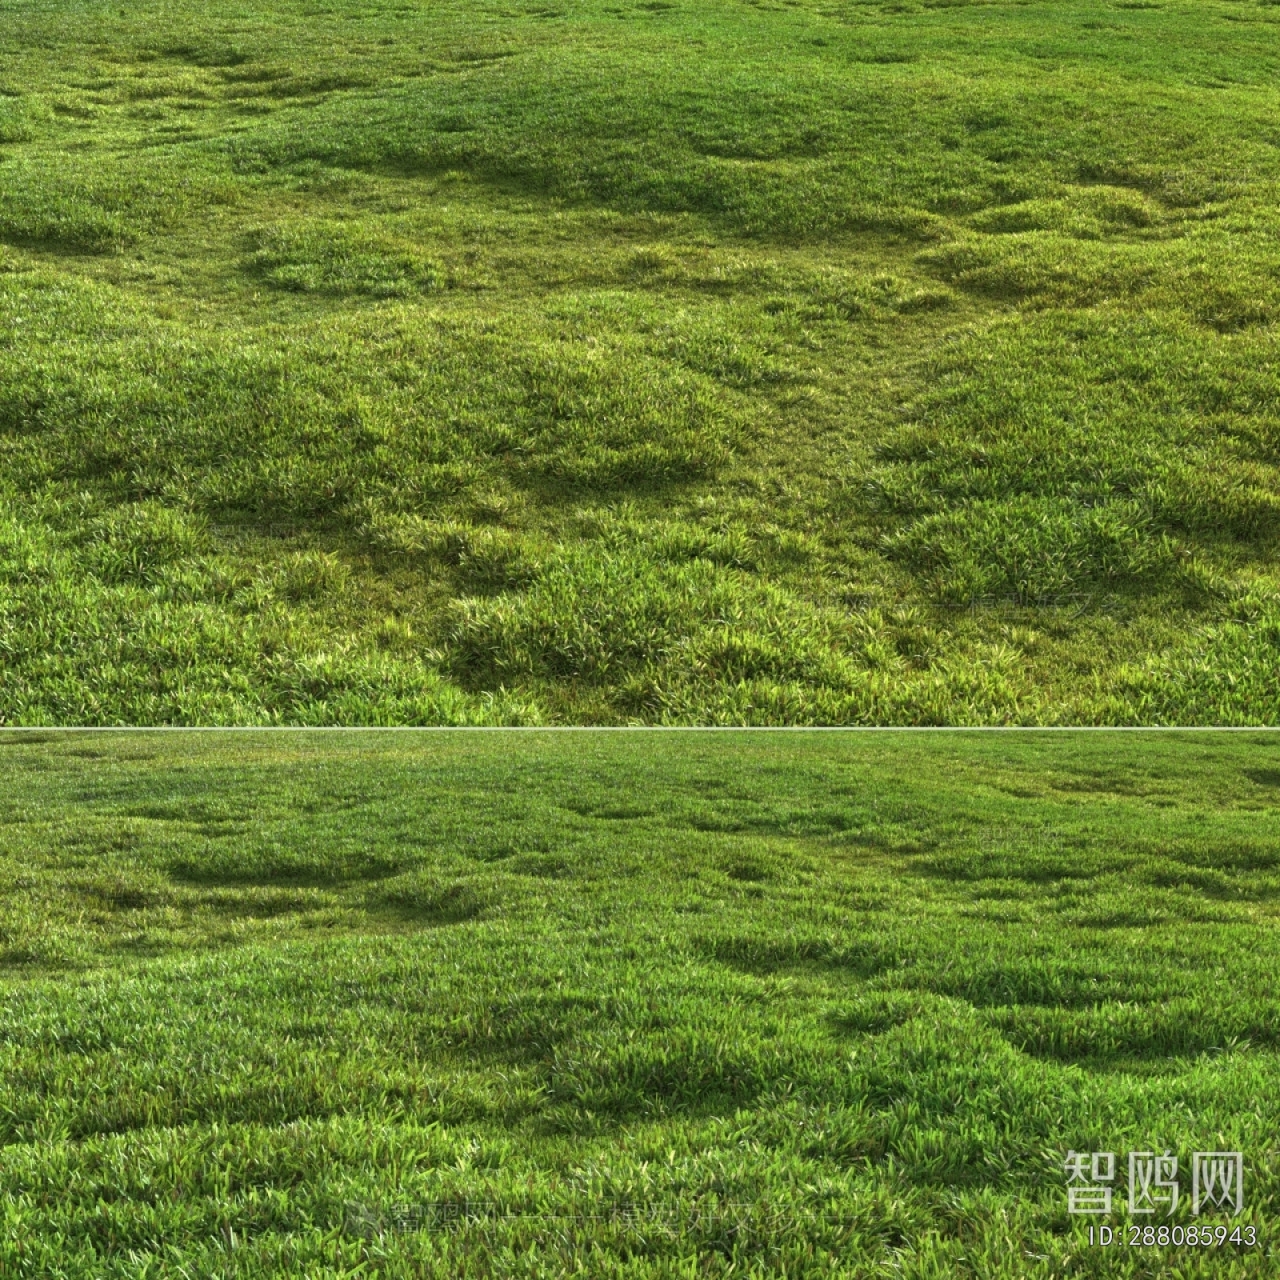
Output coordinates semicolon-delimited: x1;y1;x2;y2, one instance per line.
2;729;1279;1274
4;0;1280;723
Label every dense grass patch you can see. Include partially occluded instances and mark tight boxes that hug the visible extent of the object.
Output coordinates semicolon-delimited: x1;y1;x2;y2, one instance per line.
4;0;1280;721
1;729;1278;1274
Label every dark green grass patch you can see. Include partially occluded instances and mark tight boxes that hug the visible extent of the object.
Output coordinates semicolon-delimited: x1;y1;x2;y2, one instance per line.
248;221;443;298
1;730;1279;1275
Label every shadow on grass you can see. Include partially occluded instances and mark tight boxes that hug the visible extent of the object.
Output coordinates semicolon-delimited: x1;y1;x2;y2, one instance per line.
168;851;405;888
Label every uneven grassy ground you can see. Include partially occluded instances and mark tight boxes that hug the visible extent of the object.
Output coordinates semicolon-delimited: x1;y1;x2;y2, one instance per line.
0;730;1277;1275
3;0;1280;722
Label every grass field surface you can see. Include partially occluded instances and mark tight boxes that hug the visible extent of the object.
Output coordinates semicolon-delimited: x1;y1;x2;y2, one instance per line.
1;729;1278;1274
4;0;1280;722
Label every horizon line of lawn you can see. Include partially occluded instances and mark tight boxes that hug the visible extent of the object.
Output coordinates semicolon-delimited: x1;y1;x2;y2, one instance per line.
2;725;1279;733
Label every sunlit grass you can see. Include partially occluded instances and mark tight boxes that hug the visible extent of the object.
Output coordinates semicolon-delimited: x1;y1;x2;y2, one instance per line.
1;729;1277;1274
3;0;1280;722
